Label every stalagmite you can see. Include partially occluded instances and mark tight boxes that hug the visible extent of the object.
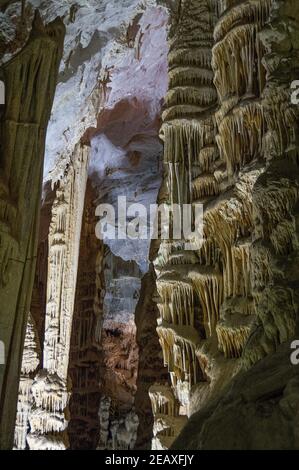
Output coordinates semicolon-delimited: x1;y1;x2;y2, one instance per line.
14;314;41;450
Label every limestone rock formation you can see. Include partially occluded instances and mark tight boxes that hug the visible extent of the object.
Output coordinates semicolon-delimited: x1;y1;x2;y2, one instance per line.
0;10;65;449
25;144;90;450
8;0;169;451
152;0;299;450
14;314;41;450
1;0;299;451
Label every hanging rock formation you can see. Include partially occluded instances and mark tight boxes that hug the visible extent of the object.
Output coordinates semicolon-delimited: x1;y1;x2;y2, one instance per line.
243;0;299;368
152;0;231;446
149;383;187;449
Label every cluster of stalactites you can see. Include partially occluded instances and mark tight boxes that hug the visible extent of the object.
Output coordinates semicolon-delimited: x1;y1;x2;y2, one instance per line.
152;1;288;443
189;269;223;337
157;324;201;394
215;102;264;175
242;0;299;367
216;322;252;358
149;384;180;417
212;23;265;100
157;281;194;327
214;0;273;42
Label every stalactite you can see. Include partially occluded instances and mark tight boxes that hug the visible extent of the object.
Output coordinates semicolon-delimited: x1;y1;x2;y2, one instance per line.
196;145;218;173
196;238;221;266
214;0;273;42
152;0;225;447
189;269;223;337
157;323;202;397
240;0;299;369
216;322;252;358
152;0;296;450
192;174;221;199
216;295;254;358
149;0;299;451
215;103;264;174
166;86;217;108
149;384;180;417
213;24;266;100
168;251;199;266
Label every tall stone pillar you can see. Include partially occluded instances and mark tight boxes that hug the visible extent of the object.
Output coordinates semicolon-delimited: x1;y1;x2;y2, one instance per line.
27;144;90;450
0;13;65;449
